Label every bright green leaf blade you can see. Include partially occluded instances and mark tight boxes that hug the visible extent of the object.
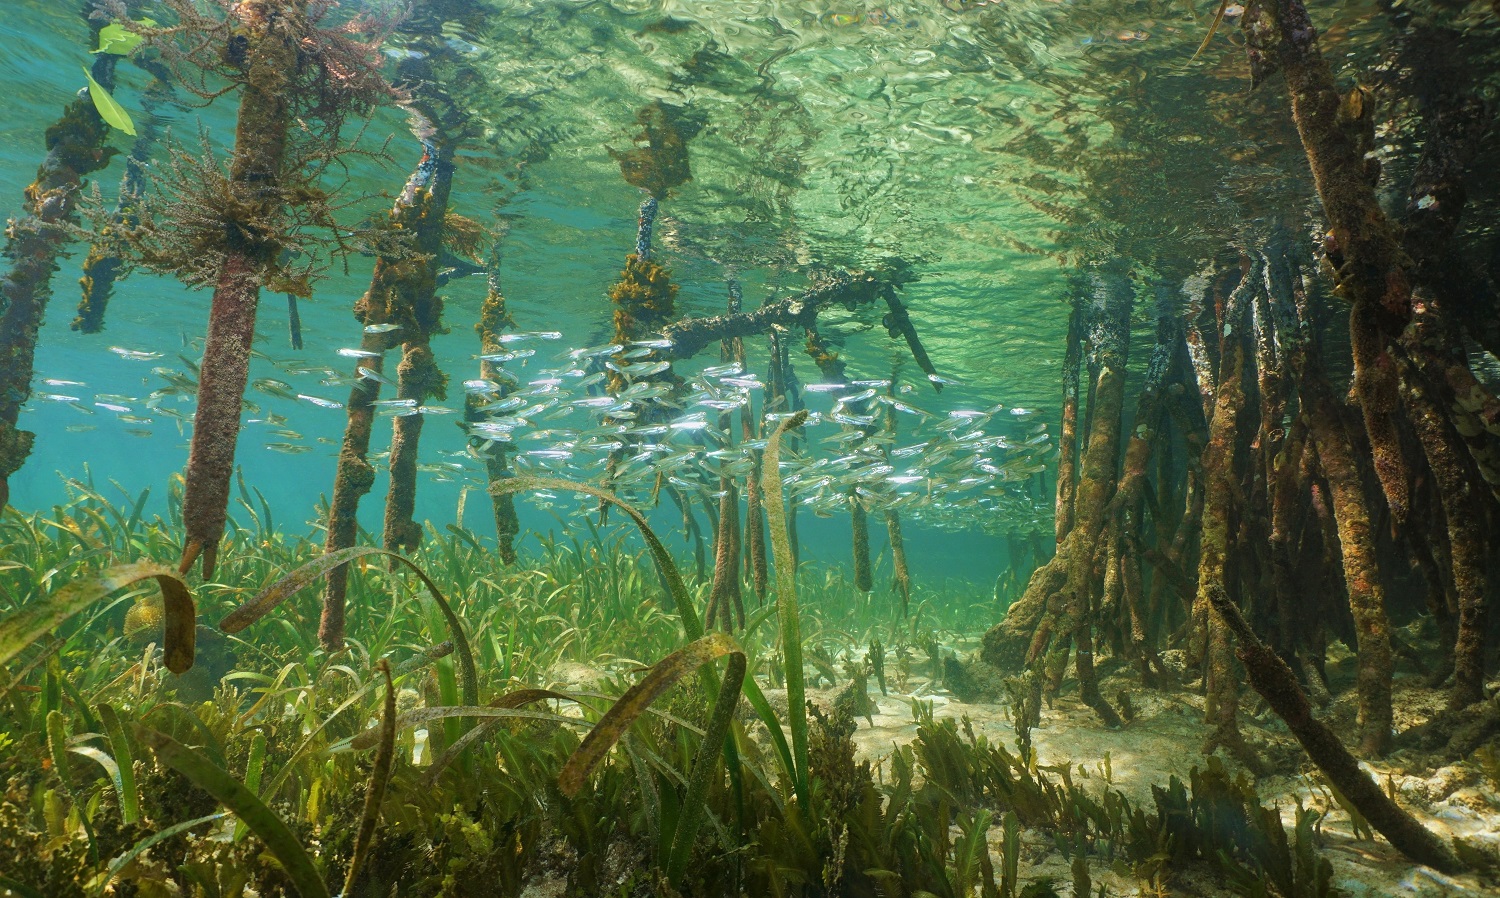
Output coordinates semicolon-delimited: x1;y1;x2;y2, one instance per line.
132;724;329;898
81;67;135;136
220;546;476;706
94;23;144;56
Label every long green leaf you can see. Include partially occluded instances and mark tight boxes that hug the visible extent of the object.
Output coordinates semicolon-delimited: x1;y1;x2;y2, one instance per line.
761;410;811;806
421;688;578;787
342;705;583;753
0;561;195;673
81;66;135;135
132;724;329;898
342;661;395;897
219;547;476;707
666;649;746;884
558;632;741;797
96;704;139;824
489;477;702;639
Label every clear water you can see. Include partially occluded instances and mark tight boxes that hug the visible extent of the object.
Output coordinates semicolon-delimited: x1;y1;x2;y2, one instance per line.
0;0;1482;585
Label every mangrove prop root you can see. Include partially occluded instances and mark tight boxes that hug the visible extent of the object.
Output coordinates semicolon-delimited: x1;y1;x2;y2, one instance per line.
662;268;898;360
1251;0;1420;522
982;266;1131;686
382;136;456;561
0;54;121;508
887;509;911;615
1395;342;1492;711
1055;298;1084;544
179;3;302;576
1193;263;1260;767
474;254;520;564
320;141;446;649
1207;584;1465;875
851;496;873;593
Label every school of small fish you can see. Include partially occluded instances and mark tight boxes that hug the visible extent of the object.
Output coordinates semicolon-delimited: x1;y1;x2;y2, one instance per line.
30;332;1052;532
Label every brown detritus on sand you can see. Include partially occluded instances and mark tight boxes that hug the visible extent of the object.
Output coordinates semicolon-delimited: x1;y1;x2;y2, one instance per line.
1206;583;1466;875
0;46;120;508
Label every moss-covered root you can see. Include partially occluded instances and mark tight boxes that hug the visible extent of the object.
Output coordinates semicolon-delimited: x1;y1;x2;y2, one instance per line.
380;138;456;565
1054;298;1085;544
887;509;910;614
321;140;451;649
1245;0;1417;522
0;55;120;508
474;264;519;564
1207;584;1465;875
179;1;302;577
850;497;873;593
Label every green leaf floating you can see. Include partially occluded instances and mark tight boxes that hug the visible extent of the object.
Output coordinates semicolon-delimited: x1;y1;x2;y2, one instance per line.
81;66;135;136
94;21;152;56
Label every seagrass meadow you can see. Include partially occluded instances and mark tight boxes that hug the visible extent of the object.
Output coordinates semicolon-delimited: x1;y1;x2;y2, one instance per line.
2;1;1500;896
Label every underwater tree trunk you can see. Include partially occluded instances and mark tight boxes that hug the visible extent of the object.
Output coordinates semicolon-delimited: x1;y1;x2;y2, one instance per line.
0;47;119;509
382;140;456;558
1054;298;1084;545
1247;0;1418;523
319;138;449;650
1394;324;1492;711
1194;265;1258;768
1278;262;1396;755
981;266;1132;688
1206;584;1465;874
179;5;301;576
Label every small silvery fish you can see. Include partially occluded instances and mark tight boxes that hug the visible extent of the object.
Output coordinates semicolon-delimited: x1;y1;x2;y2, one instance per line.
337;348;382;359
43;378;85;387
805;383;846;393
95;402;131;413
110;347;162;361
363;323;401;334
296;394;344;409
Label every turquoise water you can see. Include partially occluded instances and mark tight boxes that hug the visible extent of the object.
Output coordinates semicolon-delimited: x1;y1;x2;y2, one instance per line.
0;0;1452;584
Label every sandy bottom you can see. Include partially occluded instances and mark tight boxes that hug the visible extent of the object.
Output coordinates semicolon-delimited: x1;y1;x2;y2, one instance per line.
546;649;1500;897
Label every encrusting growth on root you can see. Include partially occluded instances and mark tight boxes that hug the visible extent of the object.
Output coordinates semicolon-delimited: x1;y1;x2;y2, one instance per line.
0;37;120;509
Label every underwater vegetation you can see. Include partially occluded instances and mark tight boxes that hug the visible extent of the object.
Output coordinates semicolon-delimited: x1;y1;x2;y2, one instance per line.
0;478;1348;897
2;0;1500;894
